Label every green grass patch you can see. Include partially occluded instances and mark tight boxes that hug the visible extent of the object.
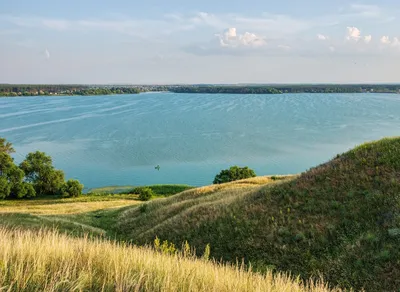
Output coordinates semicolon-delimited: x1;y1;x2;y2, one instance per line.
88;185;136;194
128;184;195;196
89;184;194;196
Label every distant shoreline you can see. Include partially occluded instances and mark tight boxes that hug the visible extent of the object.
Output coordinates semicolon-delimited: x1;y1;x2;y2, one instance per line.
1;84;400;97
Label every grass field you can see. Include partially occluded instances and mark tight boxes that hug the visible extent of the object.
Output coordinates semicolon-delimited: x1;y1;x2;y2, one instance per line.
0;228;338;292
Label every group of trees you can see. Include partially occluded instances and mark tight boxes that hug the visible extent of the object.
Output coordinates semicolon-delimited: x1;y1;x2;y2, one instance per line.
0;138;83;199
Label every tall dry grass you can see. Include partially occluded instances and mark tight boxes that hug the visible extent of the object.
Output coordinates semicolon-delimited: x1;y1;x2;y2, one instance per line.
0;228;339;292
0;200;139;215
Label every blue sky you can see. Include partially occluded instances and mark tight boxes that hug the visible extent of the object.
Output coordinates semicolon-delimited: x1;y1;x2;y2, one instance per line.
1;0;400;84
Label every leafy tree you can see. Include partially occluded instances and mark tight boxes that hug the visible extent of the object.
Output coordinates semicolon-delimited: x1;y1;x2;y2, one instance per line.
7;165;24;186
0;137;15;154
213;166;256;184
0;177;11;199
12;182;36;199
7;166;31;198
0;138;37;199
61;179;84;197
0;152;14;176
20;151;65;195
19;151;53;182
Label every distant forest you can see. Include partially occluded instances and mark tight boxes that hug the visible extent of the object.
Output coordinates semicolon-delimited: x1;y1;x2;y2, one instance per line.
1;84;400;97
0;84;140;97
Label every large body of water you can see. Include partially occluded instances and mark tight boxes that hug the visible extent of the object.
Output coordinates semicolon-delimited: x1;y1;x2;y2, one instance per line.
0;93;399;189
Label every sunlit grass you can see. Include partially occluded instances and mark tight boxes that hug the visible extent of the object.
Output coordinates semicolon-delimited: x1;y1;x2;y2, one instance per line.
0;199;139;215
0;228;339;292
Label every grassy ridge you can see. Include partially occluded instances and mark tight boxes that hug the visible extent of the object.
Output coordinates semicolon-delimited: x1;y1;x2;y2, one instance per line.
0;228;337;292
116;138;400;291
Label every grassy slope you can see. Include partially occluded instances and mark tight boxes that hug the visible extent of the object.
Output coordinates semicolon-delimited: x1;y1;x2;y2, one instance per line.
0;228;338;292
0;179;282;238
116;138;400;291
0;195;140;237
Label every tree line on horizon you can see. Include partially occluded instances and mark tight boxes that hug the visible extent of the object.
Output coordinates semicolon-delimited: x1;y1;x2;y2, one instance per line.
0;85;140;97
1;84;400;97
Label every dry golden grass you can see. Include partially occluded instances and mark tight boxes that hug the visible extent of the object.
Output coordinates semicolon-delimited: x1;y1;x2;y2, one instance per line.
0;228;339;292
0;200;139;215
187;175;294;195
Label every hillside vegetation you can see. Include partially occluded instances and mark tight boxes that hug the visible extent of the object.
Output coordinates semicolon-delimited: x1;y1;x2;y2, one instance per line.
0;178;281;238
0;228;337;292
117;138;400;291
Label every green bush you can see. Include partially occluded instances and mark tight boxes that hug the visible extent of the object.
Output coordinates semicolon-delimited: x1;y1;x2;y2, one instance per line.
61;179;84;198
213;166;256;184
137;187;154;201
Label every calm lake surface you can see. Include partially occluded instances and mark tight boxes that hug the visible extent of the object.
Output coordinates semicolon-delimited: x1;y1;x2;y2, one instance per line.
1;92;399;189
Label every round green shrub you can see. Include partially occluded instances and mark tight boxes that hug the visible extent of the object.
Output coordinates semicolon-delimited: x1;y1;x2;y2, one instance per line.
213;166;256;184
138;187;154;201
61;179;84;197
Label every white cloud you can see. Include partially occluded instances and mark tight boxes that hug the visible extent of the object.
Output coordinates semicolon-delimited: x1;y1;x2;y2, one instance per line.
329;46;336;52
380;36;391;44
346;27;361;41
44;48;50;59
317;34;328;41
364;35;372;43
217;28;266;48
224;27;237;39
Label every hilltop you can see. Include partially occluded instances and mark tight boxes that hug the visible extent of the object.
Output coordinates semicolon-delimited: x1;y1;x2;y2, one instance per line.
116;137;400;291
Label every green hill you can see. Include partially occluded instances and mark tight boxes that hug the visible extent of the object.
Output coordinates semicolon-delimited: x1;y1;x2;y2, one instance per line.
116;137;400;291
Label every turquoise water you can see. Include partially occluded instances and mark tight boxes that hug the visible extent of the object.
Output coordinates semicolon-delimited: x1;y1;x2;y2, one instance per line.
1;92;399;189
